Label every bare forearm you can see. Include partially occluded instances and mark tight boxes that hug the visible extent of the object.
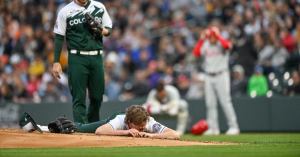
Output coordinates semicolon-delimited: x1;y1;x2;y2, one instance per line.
147;130;180;140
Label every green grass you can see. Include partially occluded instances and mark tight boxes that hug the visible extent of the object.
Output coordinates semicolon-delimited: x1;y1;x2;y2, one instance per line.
1;133;300;157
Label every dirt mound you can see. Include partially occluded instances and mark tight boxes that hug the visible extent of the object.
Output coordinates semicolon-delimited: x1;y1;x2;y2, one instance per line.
0;129;228;148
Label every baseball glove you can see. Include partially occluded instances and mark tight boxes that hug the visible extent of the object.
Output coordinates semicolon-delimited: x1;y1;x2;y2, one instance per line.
48;116;76;134
85;12;102;37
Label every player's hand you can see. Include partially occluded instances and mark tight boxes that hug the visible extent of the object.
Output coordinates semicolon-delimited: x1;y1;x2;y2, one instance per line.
127;128;141;137
85;13;103;36
52;62;62;79
200;29;210;39
210;26;221;38
139;132;153;138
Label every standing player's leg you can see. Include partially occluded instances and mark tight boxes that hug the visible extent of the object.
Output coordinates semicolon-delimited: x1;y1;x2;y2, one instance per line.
176;100;189;135
215;71;240;134
204;75;220;135
87;54;105;123
68;54;89;123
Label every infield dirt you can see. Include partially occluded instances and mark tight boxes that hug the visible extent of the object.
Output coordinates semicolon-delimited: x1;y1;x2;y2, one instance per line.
0;129;232;148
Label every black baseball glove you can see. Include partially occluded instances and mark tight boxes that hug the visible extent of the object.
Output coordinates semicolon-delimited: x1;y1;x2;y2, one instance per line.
85;12;103;37
48;117;76;134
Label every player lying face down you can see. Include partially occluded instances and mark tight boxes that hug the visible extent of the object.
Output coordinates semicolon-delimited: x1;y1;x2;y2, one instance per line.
20;105;180;140
95;105;180;140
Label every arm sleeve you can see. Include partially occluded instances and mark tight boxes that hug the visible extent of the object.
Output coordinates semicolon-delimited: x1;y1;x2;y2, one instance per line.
54;34;64;63
53;9;66;36
102;5;112;33
146;117;166;133
168;86;181;102
146;90;157;103
108;115;124;130
218;36;232;50
145;90;162;114
163;87;180;112
193;39;204;58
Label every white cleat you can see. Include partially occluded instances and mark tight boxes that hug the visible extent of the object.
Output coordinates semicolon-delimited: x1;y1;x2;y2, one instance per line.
203;129;220;135
225;128;240;135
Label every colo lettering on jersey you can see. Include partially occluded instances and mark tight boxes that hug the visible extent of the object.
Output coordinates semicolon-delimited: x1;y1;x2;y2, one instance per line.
69;18;86;26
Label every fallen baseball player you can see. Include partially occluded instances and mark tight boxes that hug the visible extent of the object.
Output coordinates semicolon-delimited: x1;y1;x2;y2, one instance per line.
20;105;180;140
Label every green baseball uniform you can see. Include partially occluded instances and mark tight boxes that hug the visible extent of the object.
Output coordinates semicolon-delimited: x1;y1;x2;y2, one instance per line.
53;0;112;123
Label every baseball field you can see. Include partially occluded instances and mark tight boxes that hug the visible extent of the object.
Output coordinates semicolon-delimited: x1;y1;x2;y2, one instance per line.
0;129;299;157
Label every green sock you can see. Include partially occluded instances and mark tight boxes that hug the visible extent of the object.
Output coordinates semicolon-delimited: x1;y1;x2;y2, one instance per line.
75;112;123;133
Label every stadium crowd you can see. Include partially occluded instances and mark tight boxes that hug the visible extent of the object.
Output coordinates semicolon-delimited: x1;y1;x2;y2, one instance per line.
0;0;300;104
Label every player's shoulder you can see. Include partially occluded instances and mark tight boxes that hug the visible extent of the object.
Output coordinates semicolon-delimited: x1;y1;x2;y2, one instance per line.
108;114;126;124
146;116;166;133
165;85;179;92
148;116;156;123
114;114;126;121
146;116;155;127
57;1;76;15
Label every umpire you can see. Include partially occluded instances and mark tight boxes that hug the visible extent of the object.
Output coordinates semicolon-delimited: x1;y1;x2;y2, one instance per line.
52;0;112;123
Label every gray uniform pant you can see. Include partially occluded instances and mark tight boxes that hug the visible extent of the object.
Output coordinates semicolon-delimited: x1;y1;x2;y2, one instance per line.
204;71;239;131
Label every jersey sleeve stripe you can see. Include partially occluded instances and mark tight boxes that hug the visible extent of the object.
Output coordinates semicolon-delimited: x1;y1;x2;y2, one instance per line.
159;126;166;133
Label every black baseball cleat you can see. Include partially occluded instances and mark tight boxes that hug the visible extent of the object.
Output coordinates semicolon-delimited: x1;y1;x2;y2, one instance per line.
19;112;43;133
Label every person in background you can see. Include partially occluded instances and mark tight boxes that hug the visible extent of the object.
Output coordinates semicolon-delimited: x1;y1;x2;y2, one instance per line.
52;0;112;123
286;70;300;96
143;80;189;135
193;26;240;135
247;66;269;97
231;65;247;97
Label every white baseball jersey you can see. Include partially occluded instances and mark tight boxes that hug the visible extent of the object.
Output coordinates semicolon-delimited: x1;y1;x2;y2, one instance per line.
53;0;112;50
108;114;166;133
147;85;180;104
54;0;112;36
201;41;229;73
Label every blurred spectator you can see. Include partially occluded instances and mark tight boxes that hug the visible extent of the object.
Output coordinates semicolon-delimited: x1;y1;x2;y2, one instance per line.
39;67;69;102
233;36;257;78
231;64;247;97
271;40;289;72
286;70;300;96
186;72;205;99
28;55;45;77
247;66;269;97
257;34;274;74
146;60;162;89
0;83;13;102
175;74;190;98
280;28;297;53
131;70;151;98
12;75;27;103
26;74;40;100
40;80;60;102
105;74;121;100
